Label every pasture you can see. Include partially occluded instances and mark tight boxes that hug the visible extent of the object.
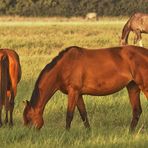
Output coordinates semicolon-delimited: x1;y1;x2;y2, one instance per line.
0;17;148;148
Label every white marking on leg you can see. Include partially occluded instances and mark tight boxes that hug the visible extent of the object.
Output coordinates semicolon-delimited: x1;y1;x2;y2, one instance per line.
139;40;143;47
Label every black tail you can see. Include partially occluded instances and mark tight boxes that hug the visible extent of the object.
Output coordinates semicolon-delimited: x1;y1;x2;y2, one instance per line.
0;54;9;108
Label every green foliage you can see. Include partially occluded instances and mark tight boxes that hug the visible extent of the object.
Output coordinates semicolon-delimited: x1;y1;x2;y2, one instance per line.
0;0;147;16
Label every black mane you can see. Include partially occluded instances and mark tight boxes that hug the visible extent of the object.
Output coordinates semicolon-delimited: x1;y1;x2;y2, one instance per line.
30;46;79;107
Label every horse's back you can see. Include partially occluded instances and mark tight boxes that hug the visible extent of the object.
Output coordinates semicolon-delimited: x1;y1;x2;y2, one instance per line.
59;46;130;95
129;12;148;31
59;45;148;95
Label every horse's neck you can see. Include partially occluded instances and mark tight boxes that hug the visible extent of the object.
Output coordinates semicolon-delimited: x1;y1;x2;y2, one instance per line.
121;22;130;44
30;67;58;114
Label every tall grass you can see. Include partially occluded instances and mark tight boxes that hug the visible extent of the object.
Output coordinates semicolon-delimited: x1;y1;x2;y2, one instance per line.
0;18;148;148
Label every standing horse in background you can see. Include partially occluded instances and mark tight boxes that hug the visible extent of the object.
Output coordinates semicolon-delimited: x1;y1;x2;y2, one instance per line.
24;45;148;133
0;49;21;126
85;12;98;20
0;52;9;127
120;13;148;47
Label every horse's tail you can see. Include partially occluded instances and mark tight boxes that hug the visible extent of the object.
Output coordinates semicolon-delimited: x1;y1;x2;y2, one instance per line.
0;54;9;108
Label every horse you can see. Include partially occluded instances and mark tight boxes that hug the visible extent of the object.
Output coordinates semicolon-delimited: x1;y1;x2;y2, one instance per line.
85;12;98;20
23;45;148;133
0;49;21;126
120;12;148;47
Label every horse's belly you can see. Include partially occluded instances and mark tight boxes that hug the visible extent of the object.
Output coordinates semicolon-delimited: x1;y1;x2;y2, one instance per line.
81;74;131;96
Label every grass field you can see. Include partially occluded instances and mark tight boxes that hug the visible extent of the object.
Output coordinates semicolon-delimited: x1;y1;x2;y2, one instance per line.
0;17;148;148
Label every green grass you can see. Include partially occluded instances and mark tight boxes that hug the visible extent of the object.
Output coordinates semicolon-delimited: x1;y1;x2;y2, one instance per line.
0;18;148;148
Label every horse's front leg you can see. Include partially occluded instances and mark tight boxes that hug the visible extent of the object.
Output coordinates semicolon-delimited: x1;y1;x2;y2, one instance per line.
134;34;138;45
66;87;79;130
134;30;143;46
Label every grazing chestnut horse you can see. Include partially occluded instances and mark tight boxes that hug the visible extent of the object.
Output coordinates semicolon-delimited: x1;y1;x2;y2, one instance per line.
24;45;148;132
0;49;21;126
120;13;148;46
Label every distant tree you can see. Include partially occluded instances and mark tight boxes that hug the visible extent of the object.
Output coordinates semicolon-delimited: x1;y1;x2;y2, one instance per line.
0;0;16;15
0;0;7;14
0;0;147;17
15;0;34;16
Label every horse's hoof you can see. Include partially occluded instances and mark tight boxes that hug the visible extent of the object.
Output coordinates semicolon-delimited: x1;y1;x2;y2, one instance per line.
86;127;91;131
66;127;70;131
9;122;13;127
4;120;8;125
129;129;135;135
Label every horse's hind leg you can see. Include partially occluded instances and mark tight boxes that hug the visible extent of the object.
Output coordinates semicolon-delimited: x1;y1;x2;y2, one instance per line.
9;91;14;126
0;97;3;127
127;81;142;133
134;30;142;46
9;83;17;126
5;110;8;124
0;108;2;127
66;87;79;130
4;104;8;125
4;90;11;124
77;95;90;128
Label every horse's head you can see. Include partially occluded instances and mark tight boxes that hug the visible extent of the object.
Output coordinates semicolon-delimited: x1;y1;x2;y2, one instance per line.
23;100;44;129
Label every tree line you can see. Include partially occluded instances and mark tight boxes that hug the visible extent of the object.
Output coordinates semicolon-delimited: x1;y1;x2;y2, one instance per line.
0;0;147;17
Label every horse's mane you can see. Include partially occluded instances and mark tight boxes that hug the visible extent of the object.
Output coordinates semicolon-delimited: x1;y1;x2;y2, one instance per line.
30;46;78;107
121;19;130;37
121;14;134;44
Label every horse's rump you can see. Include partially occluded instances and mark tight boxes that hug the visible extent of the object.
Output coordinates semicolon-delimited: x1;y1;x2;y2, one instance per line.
0;49;21;126
1;49;21;83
